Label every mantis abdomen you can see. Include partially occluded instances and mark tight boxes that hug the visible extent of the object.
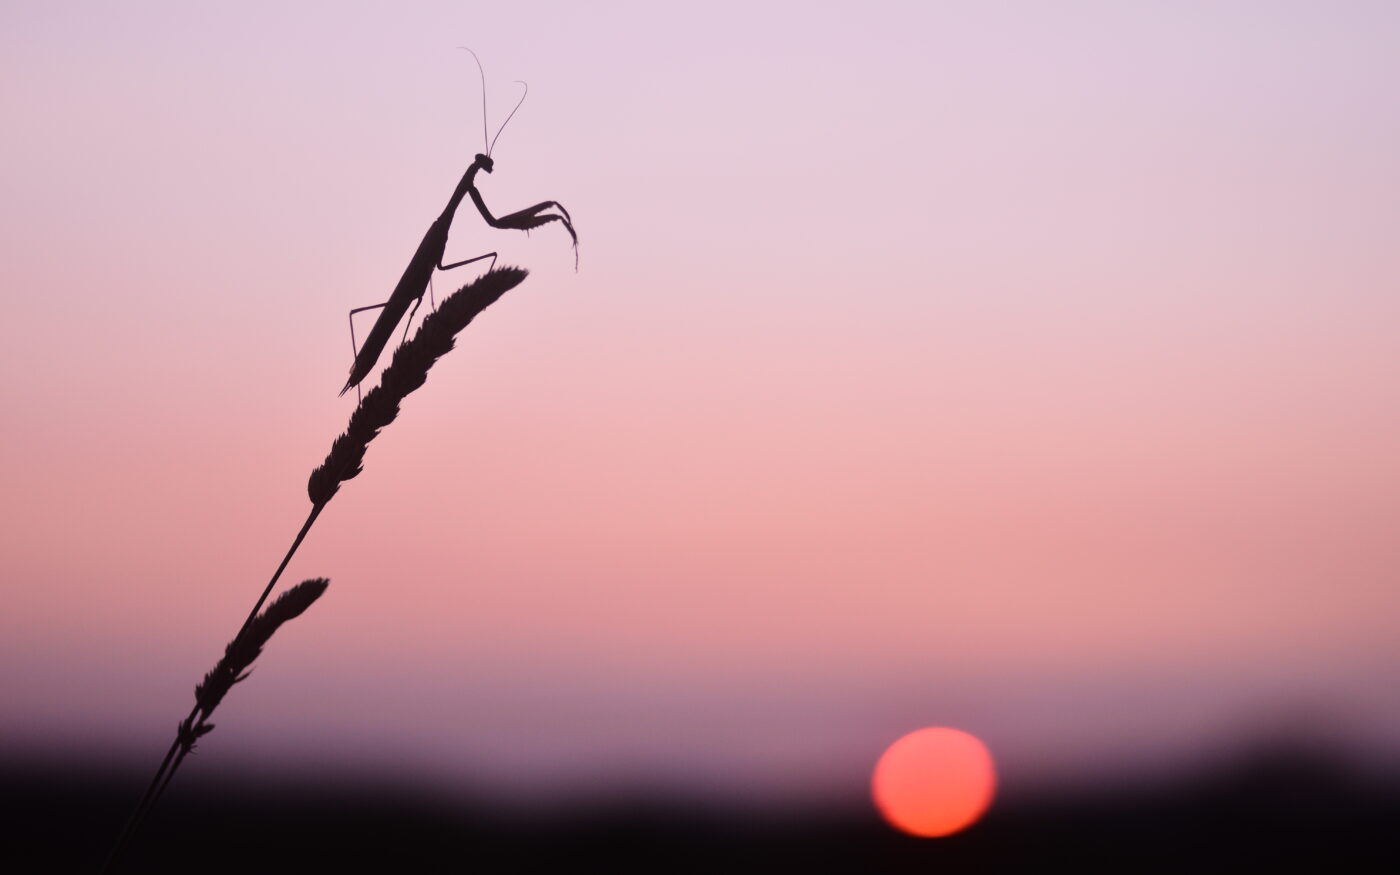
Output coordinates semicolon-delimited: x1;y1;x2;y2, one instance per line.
340;220;448;395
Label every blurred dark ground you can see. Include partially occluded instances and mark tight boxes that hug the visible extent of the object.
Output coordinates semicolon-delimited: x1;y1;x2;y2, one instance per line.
4;741;1397;873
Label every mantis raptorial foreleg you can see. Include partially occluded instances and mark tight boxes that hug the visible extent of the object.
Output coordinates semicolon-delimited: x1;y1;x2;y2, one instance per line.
470;192;578;268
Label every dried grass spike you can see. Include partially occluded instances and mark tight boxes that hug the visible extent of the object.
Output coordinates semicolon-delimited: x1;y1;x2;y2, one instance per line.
194;578;330;720
308;267;527;505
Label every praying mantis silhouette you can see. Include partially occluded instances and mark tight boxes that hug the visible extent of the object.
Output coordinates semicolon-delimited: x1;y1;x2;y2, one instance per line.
342;49;577;397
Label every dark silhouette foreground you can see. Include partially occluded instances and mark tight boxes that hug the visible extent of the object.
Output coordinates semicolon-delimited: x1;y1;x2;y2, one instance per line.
16;745;1399;873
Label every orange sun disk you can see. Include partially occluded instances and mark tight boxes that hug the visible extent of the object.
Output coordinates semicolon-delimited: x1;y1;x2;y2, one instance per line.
871;727;997;838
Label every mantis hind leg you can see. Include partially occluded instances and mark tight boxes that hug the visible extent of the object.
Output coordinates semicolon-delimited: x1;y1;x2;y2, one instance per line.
347;301;389;402
348;302;388;359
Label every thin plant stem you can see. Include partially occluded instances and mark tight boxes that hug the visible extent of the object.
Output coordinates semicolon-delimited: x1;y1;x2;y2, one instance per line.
103;502;326;871
235;502;326;644
103;267;528;871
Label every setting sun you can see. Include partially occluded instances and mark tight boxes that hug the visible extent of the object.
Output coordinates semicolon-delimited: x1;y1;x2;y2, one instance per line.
872;727;997;838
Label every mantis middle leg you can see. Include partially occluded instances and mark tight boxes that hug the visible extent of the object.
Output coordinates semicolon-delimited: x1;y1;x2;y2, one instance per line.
400;251;499;343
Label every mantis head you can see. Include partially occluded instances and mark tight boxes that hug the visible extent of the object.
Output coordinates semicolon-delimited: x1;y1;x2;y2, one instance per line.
475;153;495;173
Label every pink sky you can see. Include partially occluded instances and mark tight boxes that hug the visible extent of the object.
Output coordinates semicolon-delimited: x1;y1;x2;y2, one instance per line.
2;1;1399;806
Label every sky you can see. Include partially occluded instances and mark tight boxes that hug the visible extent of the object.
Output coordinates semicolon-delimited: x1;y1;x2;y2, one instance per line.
2;1;1399;810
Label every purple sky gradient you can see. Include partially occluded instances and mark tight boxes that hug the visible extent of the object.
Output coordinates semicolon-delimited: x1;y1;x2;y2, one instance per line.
2;1;1399;807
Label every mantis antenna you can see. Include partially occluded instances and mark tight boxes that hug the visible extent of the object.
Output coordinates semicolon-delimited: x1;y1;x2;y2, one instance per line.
457;46;490;154
489;81;528;157
457;47;530;158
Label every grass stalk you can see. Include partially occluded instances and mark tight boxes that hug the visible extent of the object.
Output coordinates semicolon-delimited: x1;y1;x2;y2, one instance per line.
104;266;529;870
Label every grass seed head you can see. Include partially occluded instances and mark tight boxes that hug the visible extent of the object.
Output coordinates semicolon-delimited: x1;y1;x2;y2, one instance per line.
308;266;528;506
